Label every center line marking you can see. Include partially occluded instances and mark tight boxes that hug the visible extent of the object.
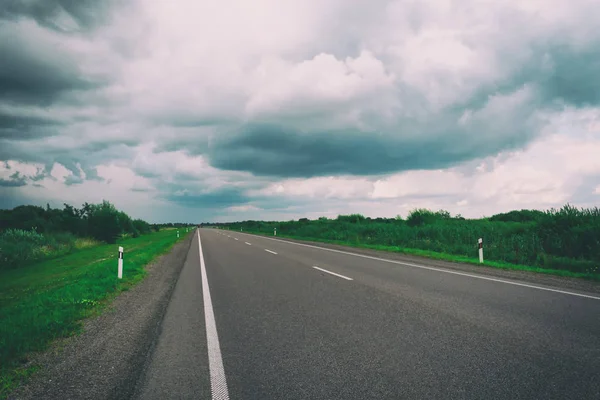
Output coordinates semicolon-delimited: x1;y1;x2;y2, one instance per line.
245;242;251;245
313;266;353;281
265;249;277;254
197;231;230;399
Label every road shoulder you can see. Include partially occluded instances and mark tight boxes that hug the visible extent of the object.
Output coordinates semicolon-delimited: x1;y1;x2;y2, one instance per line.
8;233;193;400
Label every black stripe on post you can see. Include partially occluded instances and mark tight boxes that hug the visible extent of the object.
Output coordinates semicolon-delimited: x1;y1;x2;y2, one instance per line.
119;251;123;259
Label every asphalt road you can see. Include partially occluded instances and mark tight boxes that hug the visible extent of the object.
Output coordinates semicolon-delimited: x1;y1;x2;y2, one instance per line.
133;228;600;400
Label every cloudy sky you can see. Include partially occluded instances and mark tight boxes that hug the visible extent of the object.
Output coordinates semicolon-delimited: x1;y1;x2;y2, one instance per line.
1;0;600;223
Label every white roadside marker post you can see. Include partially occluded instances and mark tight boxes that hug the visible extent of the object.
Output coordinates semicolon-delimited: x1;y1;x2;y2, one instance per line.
118;246;124;279
274;227;277;236
177;230;180;238
478;238;484;263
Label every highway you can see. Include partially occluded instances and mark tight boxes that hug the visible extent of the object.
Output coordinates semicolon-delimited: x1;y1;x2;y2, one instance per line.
133;229;600;400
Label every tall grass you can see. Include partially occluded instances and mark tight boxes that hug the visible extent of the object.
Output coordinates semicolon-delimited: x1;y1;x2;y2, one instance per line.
216;205;600;275
0;229;82;270
0;229;191;398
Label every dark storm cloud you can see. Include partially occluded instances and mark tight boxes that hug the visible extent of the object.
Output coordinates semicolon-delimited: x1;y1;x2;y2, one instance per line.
64;175;84;185
205;37;600;179
0;0;118;32
0;172;27;187
0;117;63;141
162;187;252;208
536;44;600;107
0;113;64;130
82;167;103;181
208;110;537;178
0;26;100;106
30;168;47;181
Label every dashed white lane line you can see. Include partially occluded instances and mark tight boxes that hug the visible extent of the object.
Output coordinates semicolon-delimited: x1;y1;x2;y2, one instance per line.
313;266;353;281
245;242;252;245
197;231;230;400
265;249;278;255
233;232;600;301
234;238;239;241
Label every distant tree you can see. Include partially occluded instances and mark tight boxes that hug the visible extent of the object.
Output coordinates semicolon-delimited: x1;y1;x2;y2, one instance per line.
337;214;366;223
406;209;438;227
436;210;451;219
87;201;122;243
133;219;151;235
489;209;545;223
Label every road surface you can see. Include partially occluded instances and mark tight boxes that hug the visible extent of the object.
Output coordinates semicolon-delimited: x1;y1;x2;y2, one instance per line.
133;229;600;400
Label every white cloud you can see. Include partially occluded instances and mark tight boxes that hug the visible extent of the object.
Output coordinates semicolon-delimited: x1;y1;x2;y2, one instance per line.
227;205;261;212
245;51;395;119
3;0;600;222
243;114;600;219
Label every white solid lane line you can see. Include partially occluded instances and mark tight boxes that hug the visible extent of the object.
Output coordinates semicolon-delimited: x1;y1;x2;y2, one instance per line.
313;266;353;281
197;231;230;400
265;249;277;255
234;232;600;301
245;242;251;245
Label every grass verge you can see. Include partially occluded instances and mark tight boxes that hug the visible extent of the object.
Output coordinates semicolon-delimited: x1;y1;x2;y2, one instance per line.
239;230;600;281
0;228;192;399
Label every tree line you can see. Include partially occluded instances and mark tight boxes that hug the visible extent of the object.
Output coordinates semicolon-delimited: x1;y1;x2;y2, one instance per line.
0;201;154;269
0;201;153;243
206;204;600;275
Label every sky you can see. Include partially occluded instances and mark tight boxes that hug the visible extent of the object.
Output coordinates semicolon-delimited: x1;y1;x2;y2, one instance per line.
1;0;600;223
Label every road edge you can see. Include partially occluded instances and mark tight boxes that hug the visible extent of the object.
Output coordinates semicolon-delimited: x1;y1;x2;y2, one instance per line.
8;231;195;400
234;230;600;296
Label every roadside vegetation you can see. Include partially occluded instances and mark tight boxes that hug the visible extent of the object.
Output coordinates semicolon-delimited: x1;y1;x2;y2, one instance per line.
0;228;191;398
207;204;600;280
0;201;154;271
0;200;194;398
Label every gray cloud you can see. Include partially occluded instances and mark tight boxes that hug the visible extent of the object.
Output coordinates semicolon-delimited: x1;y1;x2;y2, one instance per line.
64;175;84;185
537;44;600;107
162;187;252;208
205;37;600;179
0;26;99;105
0;0;118;32
2;0;600;221
209;105;538;178
0;172;27;187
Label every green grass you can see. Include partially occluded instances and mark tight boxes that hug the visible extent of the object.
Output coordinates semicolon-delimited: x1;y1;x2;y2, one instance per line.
0;228;192;399
243;230;600;281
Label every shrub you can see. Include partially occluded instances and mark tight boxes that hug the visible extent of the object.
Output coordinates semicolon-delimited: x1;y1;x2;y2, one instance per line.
220;204;600;274
0;229;76;270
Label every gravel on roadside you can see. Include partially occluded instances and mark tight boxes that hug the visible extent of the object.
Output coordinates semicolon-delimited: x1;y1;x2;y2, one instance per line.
8;232;194;400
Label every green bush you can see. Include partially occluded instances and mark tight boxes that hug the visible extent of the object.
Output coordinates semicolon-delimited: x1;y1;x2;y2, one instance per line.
216;204;600;274
133;219;152;234
0;200;154;267
87;201;122;244
0;229;76;270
